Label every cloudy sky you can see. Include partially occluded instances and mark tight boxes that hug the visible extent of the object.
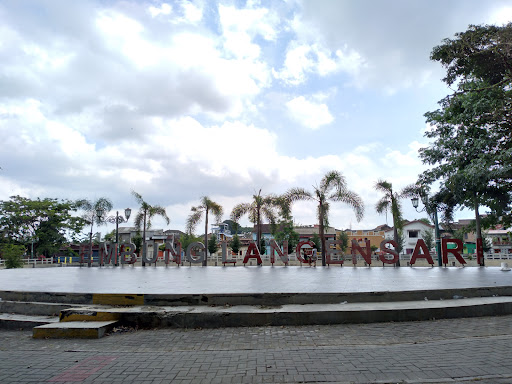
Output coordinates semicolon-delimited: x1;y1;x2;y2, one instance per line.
1;0;511;236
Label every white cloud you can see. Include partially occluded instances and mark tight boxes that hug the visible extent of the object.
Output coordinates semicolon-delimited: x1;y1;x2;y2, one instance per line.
148;3;172;18
286;96;333;129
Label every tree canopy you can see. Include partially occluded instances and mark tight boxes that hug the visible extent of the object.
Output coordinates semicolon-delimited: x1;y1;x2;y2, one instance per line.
419;23;512;232
0;195;86;257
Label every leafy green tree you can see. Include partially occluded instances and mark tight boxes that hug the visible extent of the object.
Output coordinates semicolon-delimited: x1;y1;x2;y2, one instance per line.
1;243;25;268
132;233;143;257
419;23;512;264
422;228;434;251
285;171;364;266
0;195;85;256
179;233;202;252
337;231;349;252
273;220;299;253
104;229;116;243
375;180;415;265
311;233;321;251
132;191;170;266
231;189;280;253
229;234;241;255
186;196;223;266
259;238;266;256
207;235;219;255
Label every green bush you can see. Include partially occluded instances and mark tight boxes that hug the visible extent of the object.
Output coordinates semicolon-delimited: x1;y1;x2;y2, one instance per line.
1;244;25;269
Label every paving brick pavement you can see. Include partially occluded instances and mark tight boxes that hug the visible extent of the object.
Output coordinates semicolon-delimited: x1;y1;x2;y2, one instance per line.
1;315;512;383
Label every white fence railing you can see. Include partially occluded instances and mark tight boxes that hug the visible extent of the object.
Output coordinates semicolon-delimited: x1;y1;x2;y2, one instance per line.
0;258;54;267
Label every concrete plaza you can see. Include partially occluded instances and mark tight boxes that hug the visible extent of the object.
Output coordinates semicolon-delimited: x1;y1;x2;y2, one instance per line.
1;314;512;383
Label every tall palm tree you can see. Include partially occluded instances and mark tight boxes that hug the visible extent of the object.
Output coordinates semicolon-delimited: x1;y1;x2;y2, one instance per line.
186;196;223;266
132;191;170;266
286;170;364;266
76;197;113;266
231;189;280;253
374;180;415;265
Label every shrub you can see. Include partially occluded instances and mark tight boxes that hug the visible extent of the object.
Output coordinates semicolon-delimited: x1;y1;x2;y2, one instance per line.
1;244;25;269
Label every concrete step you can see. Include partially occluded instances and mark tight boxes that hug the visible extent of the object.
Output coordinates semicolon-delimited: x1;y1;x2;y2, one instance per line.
0;300;79;316
33;321;118;339
2;286;512;307
59;296;512;329
0;313;59;330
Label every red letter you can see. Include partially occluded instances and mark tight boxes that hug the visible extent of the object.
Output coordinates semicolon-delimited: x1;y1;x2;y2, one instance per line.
269;240;288;265
164;241;181;265
243;242;262;265
442;238;466;265
98;242;117;266
379;240;399;264
120;243;137;264
351;239;371;265
325;240;344;265
295;241;314;263
410;239;434;265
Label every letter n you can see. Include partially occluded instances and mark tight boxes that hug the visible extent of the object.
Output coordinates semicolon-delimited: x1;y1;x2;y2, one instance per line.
164;241;181;265
269;240;288;265
351;239;371;265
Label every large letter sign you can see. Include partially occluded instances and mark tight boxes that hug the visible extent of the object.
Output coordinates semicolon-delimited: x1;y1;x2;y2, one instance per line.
379;240;399;264
269;240;289;265
351;239;371;265
98;242;117;266
119;243;137;264
243;242;263;265
409;239;434;265
325;240;344;265
164;241;181;265
295;241;314;263
186;242;206;264
221;240;237;265
442;238;466;265
142;241;159;264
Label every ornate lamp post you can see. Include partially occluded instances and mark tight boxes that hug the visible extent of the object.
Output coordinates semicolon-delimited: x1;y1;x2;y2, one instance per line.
105;208;132;256
411;195;442;267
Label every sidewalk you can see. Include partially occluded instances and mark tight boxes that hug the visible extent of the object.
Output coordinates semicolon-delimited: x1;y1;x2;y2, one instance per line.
1;315;511;383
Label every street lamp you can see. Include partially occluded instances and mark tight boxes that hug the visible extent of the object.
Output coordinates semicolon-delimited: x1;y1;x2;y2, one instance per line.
411;195;442;267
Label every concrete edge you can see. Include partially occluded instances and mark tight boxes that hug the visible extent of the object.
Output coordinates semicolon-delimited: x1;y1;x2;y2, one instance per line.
2;286;512;306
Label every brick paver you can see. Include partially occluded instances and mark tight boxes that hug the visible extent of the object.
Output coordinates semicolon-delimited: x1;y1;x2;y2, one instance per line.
1;315;512;383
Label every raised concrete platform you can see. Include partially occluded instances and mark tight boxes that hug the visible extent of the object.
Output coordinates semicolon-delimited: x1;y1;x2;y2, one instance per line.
1;265;511;293
0;266;511;334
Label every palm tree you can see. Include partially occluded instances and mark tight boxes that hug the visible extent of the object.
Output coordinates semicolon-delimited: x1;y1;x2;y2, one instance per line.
230;189;281;253
186;196;223;266
374;180;415;265
132;191;170;266
286;170;364;266
76;197;113;266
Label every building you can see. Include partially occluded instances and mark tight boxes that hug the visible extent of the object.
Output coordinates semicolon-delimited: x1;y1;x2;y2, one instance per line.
384;220;435;255
344;228;385;254
294;225;336;244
